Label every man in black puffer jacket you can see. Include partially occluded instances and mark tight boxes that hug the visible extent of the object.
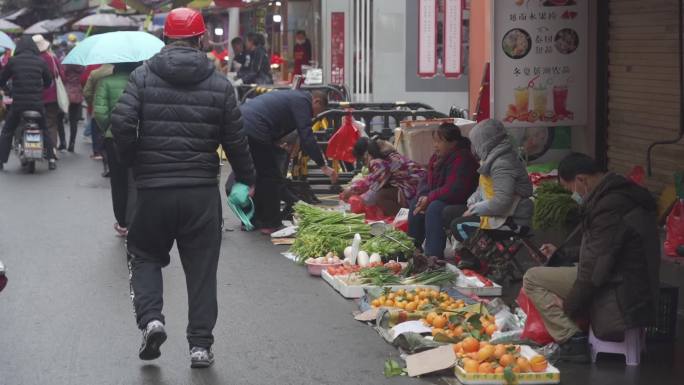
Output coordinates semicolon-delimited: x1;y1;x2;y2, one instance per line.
110;8;255;368
0;36;55;170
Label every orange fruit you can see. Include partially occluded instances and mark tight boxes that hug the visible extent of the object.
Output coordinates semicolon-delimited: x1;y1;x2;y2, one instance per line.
499;353;515;367
486;324;497;336
512;366;521;373
431;328;445;336
384;300;394;307
494;344;506;359
396;301;406;309
462;337;480;353
478;362;494;374
406;293;415;301
495;366;505;374
453;326;464;337
463;358;479;373
529;355;548;372
426;312;438;325
371;299;381;308
378;295;387;303
477;344;496;362
405;302;417;312
454;342;464;354
388;293;396;300
432;315;448;329
418;291;429;299
516;357;531;373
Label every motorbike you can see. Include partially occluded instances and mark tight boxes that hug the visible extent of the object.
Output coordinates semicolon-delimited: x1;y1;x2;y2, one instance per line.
0;260;7;293
13;110;46;174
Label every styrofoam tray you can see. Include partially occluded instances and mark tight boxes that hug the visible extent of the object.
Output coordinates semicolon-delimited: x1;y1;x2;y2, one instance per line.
446;263;503;296
321;270;439;299
455;345;560;384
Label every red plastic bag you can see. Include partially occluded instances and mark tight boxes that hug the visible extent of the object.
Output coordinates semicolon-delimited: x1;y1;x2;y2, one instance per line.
517;288;554;345
348;195;365;214
325;110;360;164
664;200;684;257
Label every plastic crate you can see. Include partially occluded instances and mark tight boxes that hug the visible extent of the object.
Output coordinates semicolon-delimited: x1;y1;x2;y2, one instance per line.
646;284;679;341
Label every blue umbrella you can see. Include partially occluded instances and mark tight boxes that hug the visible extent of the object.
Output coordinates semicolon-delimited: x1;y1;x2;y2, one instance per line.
0;31;15;51
62;31;164;66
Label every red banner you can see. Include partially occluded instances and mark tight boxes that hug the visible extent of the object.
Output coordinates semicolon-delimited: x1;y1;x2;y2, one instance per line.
443;0;463;78
418;0;438;78
330;12;345;85
215;0;244;7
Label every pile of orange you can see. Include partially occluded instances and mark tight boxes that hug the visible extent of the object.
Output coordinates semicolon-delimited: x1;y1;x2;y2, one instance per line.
370;288;466;312
423;312;497;339
454;339;548;375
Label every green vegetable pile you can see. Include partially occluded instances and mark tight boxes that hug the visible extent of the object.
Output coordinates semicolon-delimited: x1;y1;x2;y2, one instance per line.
294;202;365;229
290;203;370;262
362;230;415;257
533;182;580;230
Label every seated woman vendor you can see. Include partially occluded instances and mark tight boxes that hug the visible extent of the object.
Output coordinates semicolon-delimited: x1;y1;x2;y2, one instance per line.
452;119;534;270
407;123;479;259
340;138;426;216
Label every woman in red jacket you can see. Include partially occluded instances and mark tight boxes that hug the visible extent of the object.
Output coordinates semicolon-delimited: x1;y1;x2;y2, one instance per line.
408;123;479;259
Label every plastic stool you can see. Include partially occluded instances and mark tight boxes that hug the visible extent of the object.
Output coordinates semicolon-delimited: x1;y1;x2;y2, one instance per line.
589;327;646;366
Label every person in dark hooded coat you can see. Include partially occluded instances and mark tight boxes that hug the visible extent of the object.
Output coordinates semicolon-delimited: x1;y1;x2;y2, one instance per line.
523;153;660;362
0;36;55;170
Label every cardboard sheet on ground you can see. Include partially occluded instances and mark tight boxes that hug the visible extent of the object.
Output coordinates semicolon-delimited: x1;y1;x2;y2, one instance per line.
354;307;379;322
405;345;457;377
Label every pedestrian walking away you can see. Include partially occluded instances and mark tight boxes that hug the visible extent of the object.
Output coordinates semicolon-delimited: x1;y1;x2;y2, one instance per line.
111;7;255;369
0;36;56;170
94;62;141;237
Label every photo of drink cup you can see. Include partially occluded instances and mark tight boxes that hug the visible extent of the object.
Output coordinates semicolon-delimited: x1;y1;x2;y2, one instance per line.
515;87;529;115
553;85;569;116
532;86;548;116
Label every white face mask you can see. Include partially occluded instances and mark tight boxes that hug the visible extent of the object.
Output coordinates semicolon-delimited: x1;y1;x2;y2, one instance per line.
571;181;587;205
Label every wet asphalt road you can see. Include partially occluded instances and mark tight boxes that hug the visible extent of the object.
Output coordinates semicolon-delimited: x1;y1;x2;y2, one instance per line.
0;140;428;385
1;139;683;385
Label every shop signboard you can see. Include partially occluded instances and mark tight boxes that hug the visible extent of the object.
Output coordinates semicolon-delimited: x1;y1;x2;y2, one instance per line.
443;0;464;78
331;12;346;85
492;0;588;128
418;0;438;78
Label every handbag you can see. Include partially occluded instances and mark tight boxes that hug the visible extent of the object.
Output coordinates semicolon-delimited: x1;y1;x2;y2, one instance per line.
49;54;69;114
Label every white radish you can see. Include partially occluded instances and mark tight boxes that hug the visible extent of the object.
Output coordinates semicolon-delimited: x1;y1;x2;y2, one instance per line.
343;246;354;259
357;251;370;267
369;253;382;264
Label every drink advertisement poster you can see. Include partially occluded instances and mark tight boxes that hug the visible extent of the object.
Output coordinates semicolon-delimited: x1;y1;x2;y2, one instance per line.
492;0;588;128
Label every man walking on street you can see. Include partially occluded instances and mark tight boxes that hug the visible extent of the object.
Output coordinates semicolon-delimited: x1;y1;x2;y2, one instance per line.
111;8;255;368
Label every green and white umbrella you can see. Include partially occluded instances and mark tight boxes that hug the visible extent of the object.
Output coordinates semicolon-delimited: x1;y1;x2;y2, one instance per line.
62;31;164;65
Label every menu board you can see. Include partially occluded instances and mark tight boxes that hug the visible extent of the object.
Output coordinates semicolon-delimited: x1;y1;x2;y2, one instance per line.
418;0;438;77
492;0;588;128
443;0;463;78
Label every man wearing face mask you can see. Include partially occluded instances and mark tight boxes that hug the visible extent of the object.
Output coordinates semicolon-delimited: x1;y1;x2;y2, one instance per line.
523;153;660;362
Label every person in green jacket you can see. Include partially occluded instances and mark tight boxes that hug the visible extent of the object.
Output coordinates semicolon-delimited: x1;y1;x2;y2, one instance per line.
94;62;141;237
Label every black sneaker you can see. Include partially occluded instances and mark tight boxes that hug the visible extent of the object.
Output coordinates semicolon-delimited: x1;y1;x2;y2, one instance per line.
190;347;214;368
48;160;57;171
138;320;167;360
560;333;591;363
67;144;75;153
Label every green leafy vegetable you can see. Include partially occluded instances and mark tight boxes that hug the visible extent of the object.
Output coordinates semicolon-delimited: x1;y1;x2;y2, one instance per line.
533;182;579;230
383;357;405;378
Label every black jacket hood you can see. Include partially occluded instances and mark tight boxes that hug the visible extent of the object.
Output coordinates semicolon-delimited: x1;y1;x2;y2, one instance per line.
148;45;215;86
15;36;40;55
